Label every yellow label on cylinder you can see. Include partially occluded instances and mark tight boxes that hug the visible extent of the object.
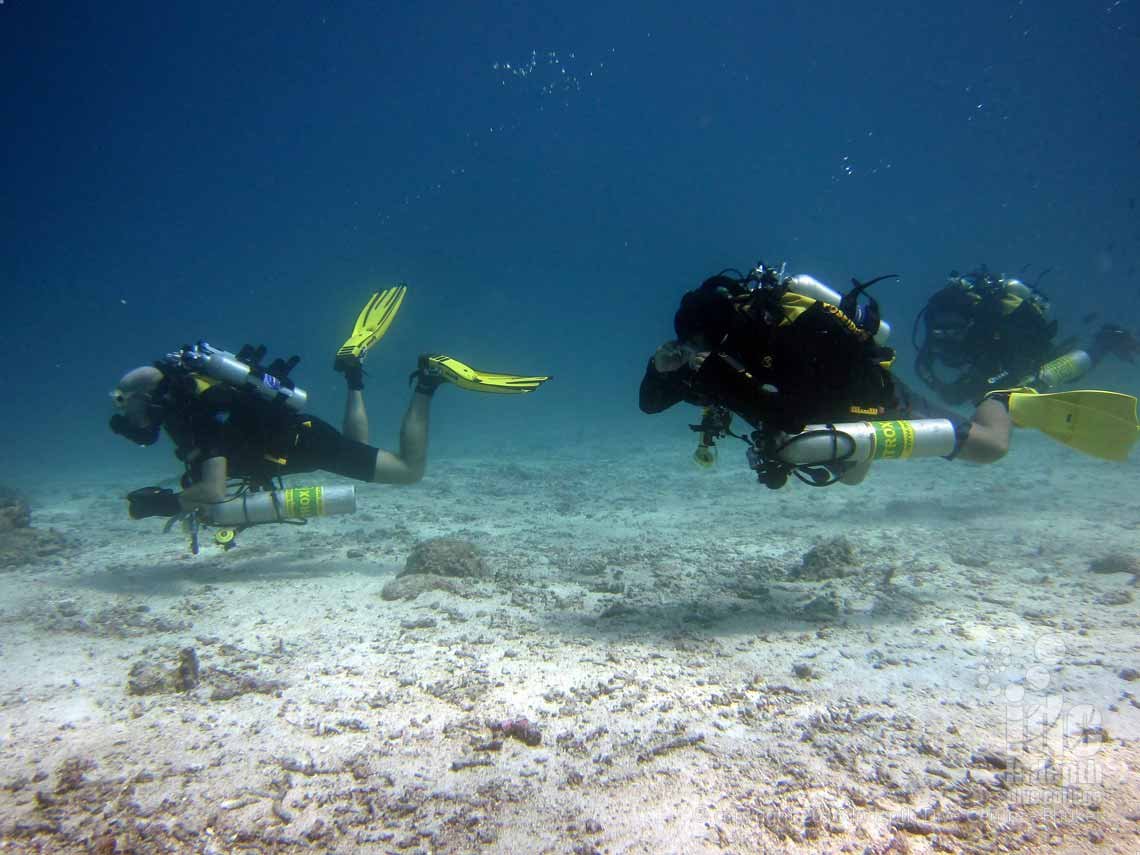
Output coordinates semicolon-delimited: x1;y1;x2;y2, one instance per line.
871;420;917;460
1038;354;1082;386
283;486;323;518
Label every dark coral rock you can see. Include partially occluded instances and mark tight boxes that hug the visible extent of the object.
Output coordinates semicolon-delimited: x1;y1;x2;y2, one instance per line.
1094;590;1133;606
208;669;286;701
0;486;73;569
798;591;841;621
792;662;815;679
490;717;542;746
128;648;203;695
1089;553;1139;575
380;573;464;601
55;757;96;794
401;537;487;578
174;647;200;691
792;536;856;581
0;528;69;569
127;662;175;696
0;487;31;532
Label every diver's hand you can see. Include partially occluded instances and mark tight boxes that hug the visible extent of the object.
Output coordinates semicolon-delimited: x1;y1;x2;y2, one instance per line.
176;457;229;513
127;487;181;519
653;340;689;373
653;340;709;373
1093;325;1139;363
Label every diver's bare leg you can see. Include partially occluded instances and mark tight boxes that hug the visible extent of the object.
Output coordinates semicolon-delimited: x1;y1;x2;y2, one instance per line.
370;390;431;484
344;390;368;444
957;398;1012;464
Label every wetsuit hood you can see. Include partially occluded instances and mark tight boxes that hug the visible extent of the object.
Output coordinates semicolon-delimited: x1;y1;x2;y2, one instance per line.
674;276;750;345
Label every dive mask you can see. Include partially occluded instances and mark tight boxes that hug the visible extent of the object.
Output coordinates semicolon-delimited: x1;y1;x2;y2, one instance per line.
109;385;164;446
925;311;973;363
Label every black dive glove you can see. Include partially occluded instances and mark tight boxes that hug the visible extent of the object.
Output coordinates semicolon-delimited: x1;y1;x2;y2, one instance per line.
127;487;182;519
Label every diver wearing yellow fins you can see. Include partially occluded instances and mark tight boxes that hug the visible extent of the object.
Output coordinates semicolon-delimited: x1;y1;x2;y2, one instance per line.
914;266;1138;406
110;285;549;546
640;263;1140;488
913;266;1140;462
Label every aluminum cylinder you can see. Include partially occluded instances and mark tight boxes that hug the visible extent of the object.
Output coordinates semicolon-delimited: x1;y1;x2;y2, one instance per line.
775;419;958;466
204;485;356;525
786;274;892;345
1036;350;1092;389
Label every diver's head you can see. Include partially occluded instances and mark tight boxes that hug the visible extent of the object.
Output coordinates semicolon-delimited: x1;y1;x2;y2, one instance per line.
921;306;973;366
673;275;747;348
920;276;985;365
109;365;166;445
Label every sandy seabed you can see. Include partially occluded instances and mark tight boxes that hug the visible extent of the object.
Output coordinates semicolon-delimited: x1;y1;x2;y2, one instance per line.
1;431;1138;854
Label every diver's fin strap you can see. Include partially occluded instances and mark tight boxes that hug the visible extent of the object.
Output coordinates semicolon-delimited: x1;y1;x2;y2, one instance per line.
980;386;1037;410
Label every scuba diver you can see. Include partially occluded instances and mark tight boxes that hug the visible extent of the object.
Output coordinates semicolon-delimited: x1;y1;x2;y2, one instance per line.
914;266;1139;405
640;263;1139;489
110;285;549;548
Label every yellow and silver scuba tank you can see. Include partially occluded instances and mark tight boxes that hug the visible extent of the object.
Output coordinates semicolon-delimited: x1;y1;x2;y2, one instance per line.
786;274;893;345
747;418;960;488
203;485;356;525
1002;277;1032;301
167;341;308;411
769;418;958;466
1032;350;1092;389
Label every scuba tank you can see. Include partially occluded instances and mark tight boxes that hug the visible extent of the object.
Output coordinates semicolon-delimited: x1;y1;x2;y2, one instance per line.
1002;277;1032;301
787;274;893;345
203;485;356;525
747;418;960;488
167;341;309;411
768;418;958;466
1033;350;1092;389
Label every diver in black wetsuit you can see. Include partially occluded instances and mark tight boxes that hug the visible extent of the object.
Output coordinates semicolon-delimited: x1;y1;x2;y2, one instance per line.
109;288;550;525
914;267;1138;406
640;265;1012;487
109;342;435;520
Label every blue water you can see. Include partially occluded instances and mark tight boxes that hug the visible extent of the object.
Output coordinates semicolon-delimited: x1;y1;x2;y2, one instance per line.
3;1;1139;482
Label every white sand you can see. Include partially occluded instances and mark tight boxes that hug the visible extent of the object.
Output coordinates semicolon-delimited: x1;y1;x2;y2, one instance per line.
1;431;1138;854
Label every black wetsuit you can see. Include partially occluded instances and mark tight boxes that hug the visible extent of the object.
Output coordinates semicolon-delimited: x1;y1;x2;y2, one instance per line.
916;284;1057;406
161;380;378;486
640;299;967;432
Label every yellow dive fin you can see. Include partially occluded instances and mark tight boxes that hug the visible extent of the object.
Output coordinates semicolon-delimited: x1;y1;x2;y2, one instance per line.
335;285;407;370
1007;388;1140;462
417;354;550;394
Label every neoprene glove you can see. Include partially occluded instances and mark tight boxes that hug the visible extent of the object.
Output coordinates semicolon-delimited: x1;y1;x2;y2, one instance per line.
127;486;182;519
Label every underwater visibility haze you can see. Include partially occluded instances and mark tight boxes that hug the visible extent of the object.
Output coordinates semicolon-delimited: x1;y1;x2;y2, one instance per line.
1;1;1139;852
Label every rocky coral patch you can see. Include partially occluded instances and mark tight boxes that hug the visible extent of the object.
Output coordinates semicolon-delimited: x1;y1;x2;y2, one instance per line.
401;537;488;578
0;486;71;570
